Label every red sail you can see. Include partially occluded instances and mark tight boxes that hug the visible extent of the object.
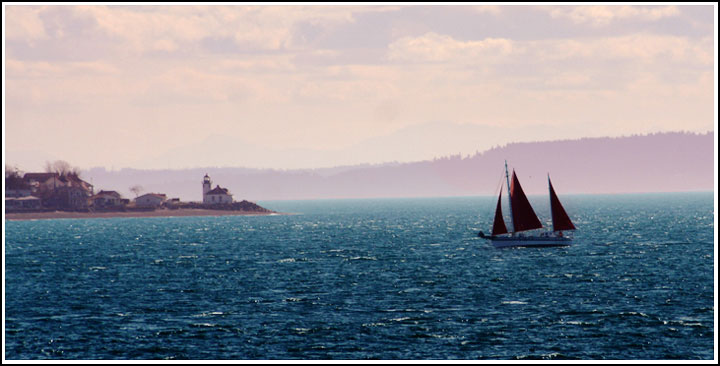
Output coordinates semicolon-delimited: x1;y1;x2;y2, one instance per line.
510;170;543;232
491;189;508;236
548;177;576;231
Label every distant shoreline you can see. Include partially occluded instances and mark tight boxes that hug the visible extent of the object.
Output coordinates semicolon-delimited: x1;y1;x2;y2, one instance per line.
4;208;288;221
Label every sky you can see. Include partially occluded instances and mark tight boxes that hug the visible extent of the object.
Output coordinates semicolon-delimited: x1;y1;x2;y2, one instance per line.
3;3;716;172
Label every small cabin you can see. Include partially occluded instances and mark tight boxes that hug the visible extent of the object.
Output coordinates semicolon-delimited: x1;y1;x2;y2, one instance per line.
135;193;167;208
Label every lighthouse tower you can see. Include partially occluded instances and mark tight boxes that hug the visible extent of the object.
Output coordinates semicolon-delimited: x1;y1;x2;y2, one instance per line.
202;174;212;201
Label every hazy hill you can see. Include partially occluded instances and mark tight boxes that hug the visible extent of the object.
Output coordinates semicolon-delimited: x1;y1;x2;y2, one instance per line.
83;131;714;201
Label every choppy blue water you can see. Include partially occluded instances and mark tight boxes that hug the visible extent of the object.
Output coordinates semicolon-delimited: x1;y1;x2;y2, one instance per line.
4;193;715;360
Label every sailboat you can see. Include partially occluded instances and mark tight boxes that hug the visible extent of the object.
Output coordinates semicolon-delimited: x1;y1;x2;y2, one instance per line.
478;161;576;248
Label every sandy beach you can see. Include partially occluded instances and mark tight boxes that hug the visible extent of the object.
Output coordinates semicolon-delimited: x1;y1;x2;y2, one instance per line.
5;208;285;221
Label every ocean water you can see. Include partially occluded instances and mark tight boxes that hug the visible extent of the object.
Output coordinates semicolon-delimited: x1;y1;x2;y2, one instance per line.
4;193;715;360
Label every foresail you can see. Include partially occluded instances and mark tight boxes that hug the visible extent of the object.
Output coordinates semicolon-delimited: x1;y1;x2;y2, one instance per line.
548;177;576;231
510;171;543;232
491;189;508;236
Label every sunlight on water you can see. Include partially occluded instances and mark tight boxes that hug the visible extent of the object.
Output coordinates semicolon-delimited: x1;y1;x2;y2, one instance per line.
4;193;715;360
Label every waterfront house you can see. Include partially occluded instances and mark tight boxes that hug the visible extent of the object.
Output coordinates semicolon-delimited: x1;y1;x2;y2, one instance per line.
5;196;42;211
29;172;94;210
165;198;181;208
23;172;58;192
135;193;167;208
5;171;37;209
90;190;125;210
6;176;32;198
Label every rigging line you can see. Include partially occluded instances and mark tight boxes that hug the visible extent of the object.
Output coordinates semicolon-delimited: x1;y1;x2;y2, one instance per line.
483;168;506;218
493;167;505;198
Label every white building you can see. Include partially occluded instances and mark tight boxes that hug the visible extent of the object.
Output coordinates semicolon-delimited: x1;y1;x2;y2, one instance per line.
202;174;233;204
135;193;167;208
90;190;125;208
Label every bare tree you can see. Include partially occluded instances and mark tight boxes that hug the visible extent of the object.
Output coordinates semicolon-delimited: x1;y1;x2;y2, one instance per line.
5;164;26;189
45;160;70;175
129;185;144;198
6;164;19;179
44;160;81;177
69;165;82;177
55;160;72;174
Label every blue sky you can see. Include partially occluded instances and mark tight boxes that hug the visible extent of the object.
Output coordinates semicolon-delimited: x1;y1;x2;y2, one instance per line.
4;4;716;171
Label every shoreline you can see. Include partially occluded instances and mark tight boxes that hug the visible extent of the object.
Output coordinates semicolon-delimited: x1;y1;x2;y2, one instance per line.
4;208;289;221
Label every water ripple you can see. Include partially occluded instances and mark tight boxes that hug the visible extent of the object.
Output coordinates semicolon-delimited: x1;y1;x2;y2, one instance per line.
4;194;714;360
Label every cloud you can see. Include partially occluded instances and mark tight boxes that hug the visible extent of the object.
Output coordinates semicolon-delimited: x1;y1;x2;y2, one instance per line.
4;5;714;171
73;5;385;54
530;34;713;67
386;31;712;84
470;5;502;15
4;5;47;41
6;59;120;78
548;5;680;26
5;5;370;59
387;32;514;63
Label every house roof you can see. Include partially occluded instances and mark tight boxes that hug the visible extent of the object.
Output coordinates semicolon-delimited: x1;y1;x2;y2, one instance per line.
45;173;93;191
137;193;167;200
206;185;231;195
91;191;122;200
6;196;41;201
23;172;58;182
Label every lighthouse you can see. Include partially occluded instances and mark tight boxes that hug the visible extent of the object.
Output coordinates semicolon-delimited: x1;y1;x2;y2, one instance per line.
202;173;212;200
202;174;234;204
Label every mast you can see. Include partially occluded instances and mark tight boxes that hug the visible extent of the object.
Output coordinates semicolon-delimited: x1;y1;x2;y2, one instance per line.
504;160;515;233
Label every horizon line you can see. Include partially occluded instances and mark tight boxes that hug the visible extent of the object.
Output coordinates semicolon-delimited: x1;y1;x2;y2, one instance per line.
254;190;715;203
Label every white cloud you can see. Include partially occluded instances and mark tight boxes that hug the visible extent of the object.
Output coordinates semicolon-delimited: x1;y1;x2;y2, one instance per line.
470;5;502;15
532;34;713;66
2;5;370;59
4;6;48;41
388;31;712;73
388;32;514;63
6;59;120;78
4;5;714;171
549;5;680;26
67;5;366;55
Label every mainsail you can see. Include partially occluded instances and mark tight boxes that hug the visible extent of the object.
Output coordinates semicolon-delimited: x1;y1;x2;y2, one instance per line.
548;176;576;232
491;189;508;236
509;170;543;232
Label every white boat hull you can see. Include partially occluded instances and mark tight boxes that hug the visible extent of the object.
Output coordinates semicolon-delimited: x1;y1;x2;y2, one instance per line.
489;236;572;248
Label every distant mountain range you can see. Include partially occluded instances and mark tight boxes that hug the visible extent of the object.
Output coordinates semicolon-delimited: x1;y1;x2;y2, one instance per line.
84;131;714;201
129;121;579;170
